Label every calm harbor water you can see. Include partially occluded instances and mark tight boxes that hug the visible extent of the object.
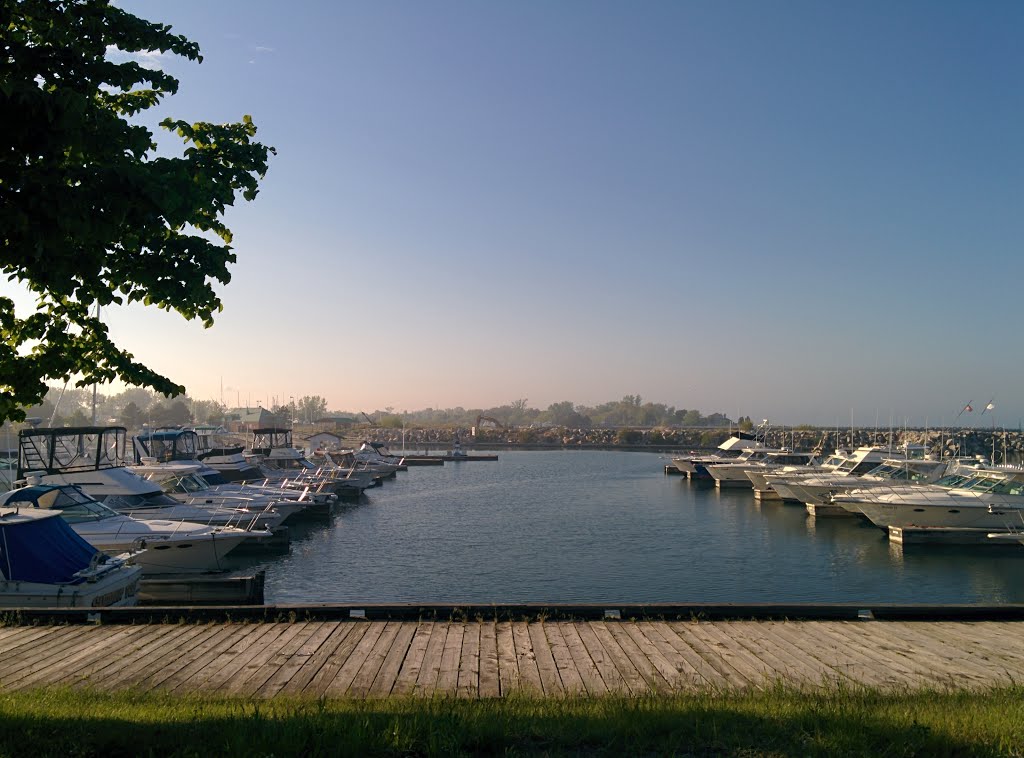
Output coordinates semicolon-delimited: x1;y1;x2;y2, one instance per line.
231;450;1024;605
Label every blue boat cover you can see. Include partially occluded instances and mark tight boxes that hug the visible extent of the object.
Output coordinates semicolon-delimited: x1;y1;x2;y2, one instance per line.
0;512;99;584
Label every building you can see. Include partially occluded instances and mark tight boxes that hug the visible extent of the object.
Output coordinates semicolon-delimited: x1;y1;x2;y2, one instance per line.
224;407;282;434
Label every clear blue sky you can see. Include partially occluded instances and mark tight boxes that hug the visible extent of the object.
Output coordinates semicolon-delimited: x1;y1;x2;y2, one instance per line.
9;1;1023;425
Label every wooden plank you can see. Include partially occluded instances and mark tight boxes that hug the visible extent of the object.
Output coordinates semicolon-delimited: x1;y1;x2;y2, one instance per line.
889;622;1021;685
172;622;282;692
79;624;204;690
630;622;707;691
527;622;564;696
220;623;309;695
347;621;402;697
7;625;145;690
111;625;228;692
692;622;780;687
435;622;465;696
317;621;387;697
368;622;418;698
390;622;433;696
495;621;519;696
264;622;348;700
511;621;543;694
0;625;66;655
588;621;649;694
233;623;319;698
952;622;1024;661
912;622;1024;672
456;622;480;698
0;625;106;685
617;623;682;692
806;622;937;688
667;622;756;690
413;622;448;696
855;622;1000;687
764;621;895;689
573;621;629;694
543;622;585;695
723;621;841;689
649;621;731;690
478;621;500;698
136;624;242;693
604;622;670;694
557;622;607;695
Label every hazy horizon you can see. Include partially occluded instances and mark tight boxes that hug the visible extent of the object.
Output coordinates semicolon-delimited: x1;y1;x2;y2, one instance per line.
5;1;1021;427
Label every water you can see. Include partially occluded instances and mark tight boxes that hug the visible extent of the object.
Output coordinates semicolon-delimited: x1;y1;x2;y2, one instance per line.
230;450;1024;605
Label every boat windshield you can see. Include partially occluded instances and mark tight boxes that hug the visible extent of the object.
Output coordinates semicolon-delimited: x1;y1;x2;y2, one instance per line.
104;491;180;509
956;476;1024;495
29;487;117;522
147;473;211;494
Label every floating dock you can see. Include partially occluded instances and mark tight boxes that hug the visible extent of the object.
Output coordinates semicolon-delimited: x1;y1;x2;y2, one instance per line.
137;571;265;606
888;526;1017;546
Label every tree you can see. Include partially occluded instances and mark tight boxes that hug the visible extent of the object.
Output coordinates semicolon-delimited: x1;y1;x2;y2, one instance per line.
121;400;144;430
0;0;274;422
296;395;327;424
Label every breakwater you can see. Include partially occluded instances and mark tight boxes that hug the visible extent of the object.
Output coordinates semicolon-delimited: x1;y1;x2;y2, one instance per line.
360;426;1024;463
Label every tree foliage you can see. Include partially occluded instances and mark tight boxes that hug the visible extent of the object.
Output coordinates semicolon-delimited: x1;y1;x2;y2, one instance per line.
0;0;274;422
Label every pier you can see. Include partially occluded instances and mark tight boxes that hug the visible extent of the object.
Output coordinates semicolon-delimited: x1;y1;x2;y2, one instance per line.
3;609;1024;697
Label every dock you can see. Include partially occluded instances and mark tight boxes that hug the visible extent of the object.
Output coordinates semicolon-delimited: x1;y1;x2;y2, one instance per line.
888;526;1018;546
3;608;1024;697
137;571;265;606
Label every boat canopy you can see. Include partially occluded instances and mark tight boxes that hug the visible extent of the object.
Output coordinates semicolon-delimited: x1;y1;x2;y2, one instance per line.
0;507;99;584
133;429;199;463
18;427;128;479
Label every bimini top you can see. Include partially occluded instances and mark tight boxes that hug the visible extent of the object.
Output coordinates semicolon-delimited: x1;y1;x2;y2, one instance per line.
0;505;100;584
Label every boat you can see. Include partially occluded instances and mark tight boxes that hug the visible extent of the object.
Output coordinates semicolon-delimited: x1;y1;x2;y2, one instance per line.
249;428;378;496
834;469;1024;530
705;450;820;489
671;434;769;479
761;446;897;503
190;426;264;482
0;507;141;607
0;484;254;575
133;428;225;483
17;426;285;532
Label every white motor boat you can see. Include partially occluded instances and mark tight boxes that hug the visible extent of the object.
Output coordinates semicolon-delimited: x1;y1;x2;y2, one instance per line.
0;484;256;575
834;470;1024;530
190;425;264;482
17;426;285;532
250;428;378;495
763;446;898;503
133;428;225;484
671;435;770;478
706;450;819;489
0;507;141;608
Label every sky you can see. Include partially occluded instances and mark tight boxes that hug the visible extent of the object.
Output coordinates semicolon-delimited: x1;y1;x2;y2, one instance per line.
6;1;1023;426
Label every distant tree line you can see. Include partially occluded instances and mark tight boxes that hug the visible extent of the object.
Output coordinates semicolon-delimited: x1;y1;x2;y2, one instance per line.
10;389;740;433
363;396;737;430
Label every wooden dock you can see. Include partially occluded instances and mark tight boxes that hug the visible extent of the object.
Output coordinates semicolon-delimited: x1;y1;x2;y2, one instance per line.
3;618;1024;697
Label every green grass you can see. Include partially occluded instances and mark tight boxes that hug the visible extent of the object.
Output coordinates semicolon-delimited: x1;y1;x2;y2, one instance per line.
1;686;1023;756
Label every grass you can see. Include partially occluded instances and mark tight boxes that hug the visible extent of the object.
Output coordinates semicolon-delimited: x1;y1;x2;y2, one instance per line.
1;685;1023;756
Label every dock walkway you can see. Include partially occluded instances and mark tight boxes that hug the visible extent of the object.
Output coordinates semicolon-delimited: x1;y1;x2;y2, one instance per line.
2;619;1023;697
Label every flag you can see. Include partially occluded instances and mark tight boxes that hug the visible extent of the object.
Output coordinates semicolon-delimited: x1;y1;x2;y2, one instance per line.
956;401;973;419
982;401;995;415
965;405;973;412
